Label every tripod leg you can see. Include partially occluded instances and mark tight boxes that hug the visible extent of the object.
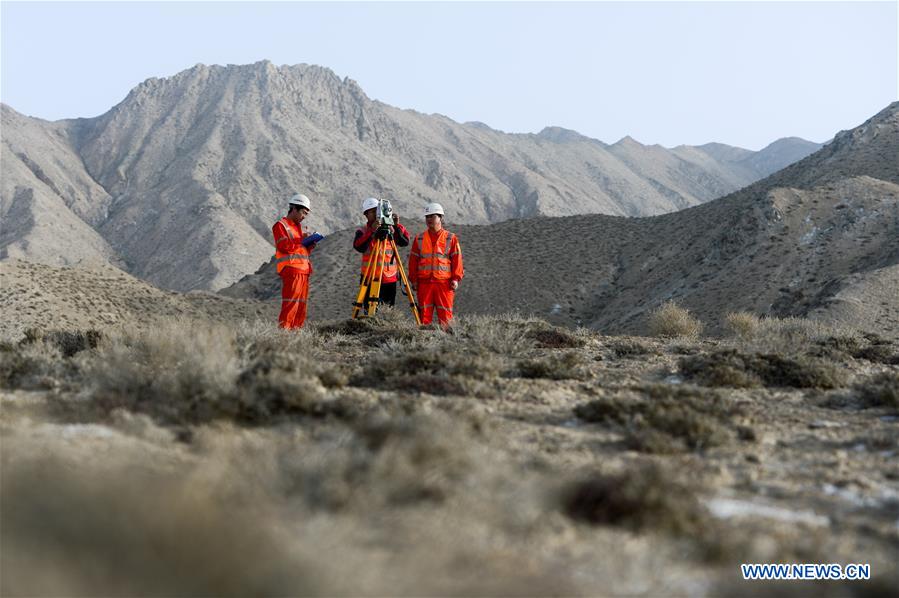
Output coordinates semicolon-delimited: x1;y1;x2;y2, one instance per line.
391;238;421;326
367;238;386;317
352;238;381;319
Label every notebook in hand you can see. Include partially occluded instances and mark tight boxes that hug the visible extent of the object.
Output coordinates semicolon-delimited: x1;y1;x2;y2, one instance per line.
301;232;324;248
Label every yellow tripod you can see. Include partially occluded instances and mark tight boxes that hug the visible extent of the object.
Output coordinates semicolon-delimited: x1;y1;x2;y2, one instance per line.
351;227;421;325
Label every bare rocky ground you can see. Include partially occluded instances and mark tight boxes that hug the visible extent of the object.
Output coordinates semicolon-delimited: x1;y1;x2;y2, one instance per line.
2;267;897;596
0;260;272;341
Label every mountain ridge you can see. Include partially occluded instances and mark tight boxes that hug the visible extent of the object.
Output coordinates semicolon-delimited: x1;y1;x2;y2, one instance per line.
223;101;899;337
3;61;823;291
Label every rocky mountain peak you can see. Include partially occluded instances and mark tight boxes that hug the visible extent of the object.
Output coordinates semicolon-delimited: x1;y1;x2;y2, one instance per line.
536;126;599;144
464;121;494;131
829;101;899;151
613;135;642;148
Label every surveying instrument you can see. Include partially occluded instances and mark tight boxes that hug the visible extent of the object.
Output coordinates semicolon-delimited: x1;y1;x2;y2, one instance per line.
351;199;421;324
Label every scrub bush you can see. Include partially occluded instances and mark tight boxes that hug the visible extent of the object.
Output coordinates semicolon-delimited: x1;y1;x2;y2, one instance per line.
560;463;707;534
856;372;899;408
517;351;590;380
574;384;745;453
608;338;657;357
724;312;760;339
648;301;703;339
680;350;847;389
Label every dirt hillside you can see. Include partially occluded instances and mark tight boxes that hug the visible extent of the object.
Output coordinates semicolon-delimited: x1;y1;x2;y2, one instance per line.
0;260;270;341
225;103;899;338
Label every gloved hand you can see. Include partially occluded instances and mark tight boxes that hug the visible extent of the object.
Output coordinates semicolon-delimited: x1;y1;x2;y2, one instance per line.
392;214;399;225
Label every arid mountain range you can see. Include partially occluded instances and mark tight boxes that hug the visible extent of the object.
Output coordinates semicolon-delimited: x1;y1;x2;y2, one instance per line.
2;60;821;291
226;102;899;338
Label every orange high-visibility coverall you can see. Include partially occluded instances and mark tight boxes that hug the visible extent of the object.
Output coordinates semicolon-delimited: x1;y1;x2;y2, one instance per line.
272;217;313;329
408;229;463;328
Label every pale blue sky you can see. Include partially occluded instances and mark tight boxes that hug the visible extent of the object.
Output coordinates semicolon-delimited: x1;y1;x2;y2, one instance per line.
2;1;896;149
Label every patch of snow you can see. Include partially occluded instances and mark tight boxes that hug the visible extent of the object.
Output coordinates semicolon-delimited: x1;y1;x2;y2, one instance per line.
823;483;899;509
36;423;117;440
705;497;829;527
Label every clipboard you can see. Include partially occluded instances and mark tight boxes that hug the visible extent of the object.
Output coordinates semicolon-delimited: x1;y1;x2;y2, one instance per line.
301;232;324;248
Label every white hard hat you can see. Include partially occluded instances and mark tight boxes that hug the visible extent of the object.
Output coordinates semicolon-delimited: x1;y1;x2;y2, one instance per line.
424;202;444;216
288;193;311;210
362;197;379;213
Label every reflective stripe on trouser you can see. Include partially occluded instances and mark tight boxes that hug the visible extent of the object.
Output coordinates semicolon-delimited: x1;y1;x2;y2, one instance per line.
279;270;310;329
417;280;454;327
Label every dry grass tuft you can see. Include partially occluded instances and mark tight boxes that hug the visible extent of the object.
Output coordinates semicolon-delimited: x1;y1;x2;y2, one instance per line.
680;350;848;389
352;342;504;396
649;301;703;339
237;320;332;357
315;310;420;344
731;316;863;355
608;338;658;358
574;384;746;453
526;327;586;349
856;372;899;409
349;411;485;506
560;463;708;534
0;328;105;391
21;328;104;358
851;343;899;365
234;352;331;423
85;320;241;423
78;320;350;425
453;314;540;356
724;311;760;339
517;351;591;380
0;340;68;391
1;453;318;597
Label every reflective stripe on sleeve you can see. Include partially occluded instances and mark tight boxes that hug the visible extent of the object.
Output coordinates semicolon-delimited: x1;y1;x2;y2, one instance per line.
417;265;451;272
279;219;298;239
276;254;310;264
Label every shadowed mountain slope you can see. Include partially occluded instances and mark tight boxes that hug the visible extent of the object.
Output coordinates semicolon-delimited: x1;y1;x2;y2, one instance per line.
224;102;899;338
3;61;820;291
0;107;120;268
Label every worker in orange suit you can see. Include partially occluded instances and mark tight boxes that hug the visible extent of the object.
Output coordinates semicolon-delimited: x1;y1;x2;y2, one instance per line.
272;193;316;329
354;196;411;310
408;202;464;330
